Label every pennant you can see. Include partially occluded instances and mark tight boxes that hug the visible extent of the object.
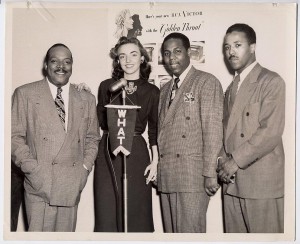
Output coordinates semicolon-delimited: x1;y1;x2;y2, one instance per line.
105;104;140;156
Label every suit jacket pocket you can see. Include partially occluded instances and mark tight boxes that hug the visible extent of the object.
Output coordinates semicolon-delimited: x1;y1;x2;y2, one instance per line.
24;164;43;193
49;163;86;207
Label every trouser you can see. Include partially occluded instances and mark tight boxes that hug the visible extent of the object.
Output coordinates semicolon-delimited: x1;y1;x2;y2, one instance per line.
224;194;284;233
25;197;78;232
160;192;209;233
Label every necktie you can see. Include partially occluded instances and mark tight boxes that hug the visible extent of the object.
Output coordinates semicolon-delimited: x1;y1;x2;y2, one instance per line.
228;74;240;115
55;87;65;129
169;77;180;107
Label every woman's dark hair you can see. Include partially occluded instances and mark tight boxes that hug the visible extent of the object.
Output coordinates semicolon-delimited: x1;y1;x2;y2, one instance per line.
110;36;151;80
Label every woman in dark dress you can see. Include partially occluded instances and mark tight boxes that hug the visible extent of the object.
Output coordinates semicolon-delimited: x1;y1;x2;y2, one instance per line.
94;37;159;232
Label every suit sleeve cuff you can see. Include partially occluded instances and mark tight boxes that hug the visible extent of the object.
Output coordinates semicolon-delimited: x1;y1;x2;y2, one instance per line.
20;159;38;174
83;161;93;173
202;167;217;178
232;151;248;169
83;164;90;173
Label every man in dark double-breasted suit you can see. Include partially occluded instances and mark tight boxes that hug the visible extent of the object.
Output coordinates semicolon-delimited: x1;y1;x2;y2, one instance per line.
11;44;100;231
217;23;285;233
157;32;224;233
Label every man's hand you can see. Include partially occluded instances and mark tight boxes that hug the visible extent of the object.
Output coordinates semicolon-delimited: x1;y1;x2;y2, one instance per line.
216;157;239;184
204;177;220;196
73;83;91;93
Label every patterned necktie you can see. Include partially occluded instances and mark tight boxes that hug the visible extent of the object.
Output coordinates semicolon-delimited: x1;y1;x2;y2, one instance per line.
55;87;65;129
169;77;180;107
228;74;240;115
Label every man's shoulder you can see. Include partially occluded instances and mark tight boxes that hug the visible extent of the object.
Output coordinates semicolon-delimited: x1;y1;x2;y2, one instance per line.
258;65;284;82
16;79;45;89
160;79;172;93
190;66;222;88
70;84;96;102
14;79;46;95
191;66;220;81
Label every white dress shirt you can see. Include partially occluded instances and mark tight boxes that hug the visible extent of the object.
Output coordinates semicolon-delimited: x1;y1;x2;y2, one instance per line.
235;61;257;92
172;63;193;88
47;78;70;132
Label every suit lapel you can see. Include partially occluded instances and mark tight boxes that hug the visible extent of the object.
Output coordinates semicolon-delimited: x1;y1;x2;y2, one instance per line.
61;84;84;149
223;84;232;130
52;84;84;162
225;63;262;141
35;79;65;134
66;84;84;135
159;81;172;129
163;67;196;125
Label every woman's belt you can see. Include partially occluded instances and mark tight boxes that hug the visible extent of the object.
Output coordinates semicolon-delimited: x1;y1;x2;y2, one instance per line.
102;130;142;136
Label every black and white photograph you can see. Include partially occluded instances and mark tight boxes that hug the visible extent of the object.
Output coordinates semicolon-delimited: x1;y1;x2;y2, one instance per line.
1;0;297;243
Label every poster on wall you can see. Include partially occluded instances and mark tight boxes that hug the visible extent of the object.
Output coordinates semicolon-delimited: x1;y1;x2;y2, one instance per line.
3;1;297;243
108;7;206;88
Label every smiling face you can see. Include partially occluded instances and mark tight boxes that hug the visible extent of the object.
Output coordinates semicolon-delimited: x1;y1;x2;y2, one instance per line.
224;31;256;74
45;46;73;87
118;43;143;80
163;38;191;77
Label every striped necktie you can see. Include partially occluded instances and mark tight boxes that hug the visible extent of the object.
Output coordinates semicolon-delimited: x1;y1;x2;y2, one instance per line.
169;77;180;107
55;87;65;129
228;74;240;115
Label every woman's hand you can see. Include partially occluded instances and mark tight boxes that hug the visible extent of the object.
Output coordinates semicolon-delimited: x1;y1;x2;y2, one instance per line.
72;83;91;93
144;160;158;185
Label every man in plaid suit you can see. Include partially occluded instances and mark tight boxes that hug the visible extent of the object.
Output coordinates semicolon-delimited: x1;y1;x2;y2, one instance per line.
157;32;224;233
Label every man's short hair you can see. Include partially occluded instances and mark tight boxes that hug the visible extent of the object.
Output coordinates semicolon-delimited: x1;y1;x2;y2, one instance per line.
44;43;73;63
162;32;190;51
226;23;256;44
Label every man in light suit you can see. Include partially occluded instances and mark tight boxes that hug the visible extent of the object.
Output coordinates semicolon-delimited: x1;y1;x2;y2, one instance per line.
157;32;223;233
11;43;100;232
217;23;285;233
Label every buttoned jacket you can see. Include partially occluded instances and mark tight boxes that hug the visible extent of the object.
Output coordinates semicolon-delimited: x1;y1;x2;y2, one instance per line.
157;66;223;193
222;63;285;199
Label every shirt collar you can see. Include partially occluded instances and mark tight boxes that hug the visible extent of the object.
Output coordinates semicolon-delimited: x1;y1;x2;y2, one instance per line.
235;61;257;82
173;63;192;87
46;77;70;99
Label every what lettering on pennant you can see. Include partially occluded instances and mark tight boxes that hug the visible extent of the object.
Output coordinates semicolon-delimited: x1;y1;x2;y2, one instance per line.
118;128;125;137
118;109;127;118
117;136;125;145
117;118;126;127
